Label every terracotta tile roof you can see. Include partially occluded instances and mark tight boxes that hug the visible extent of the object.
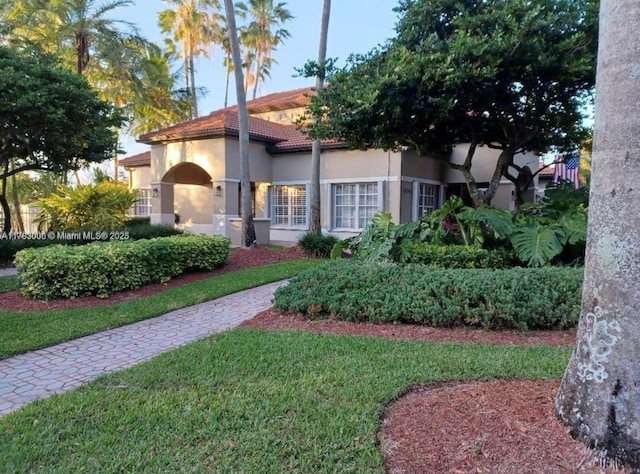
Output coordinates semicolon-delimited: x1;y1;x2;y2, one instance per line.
119;151;150;167
538;164;556;177
137;108;302;144
246;87;314;113
136;87;344;153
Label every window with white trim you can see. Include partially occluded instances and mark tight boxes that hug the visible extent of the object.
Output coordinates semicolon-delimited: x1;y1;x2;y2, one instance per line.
417;183;439;217
333;182;379;229
129;189;151;216
271;185;307;227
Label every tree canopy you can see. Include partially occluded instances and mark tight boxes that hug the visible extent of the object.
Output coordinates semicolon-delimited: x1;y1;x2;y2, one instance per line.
0;46;123;231
306;0;598;205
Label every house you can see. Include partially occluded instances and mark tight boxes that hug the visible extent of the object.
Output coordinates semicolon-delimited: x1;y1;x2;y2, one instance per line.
121;87;540;245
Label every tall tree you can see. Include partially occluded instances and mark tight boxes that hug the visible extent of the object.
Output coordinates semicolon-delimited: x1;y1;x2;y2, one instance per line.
308;0;331;234
555;0;640;470
159;0;222;119
0;47;123;233
237;0;292;99
223;0;255;247
306;0;597;207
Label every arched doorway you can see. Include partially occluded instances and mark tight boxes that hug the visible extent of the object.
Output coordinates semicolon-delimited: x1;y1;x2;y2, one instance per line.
160;163;214;234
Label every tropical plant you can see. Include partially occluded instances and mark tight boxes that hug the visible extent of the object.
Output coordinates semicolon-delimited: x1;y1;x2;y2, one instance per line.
35;182;137;231
236;0;293;98
159;0;223;118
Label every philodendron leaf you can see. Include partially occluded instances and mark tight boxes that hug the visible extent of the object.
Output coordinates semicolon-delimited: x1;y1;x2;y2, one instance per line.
510;225;564;267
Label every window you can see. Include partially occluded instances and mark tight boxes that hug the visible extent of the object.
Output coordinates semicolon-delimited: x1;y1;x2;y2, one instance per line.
271;185;307;227
129;189;151;216
417;183;439;217
333;182;379;229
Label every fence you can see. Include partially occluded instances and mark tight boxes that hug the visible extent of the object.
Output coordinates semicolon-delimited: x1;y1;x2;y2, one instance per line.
0;206;41;233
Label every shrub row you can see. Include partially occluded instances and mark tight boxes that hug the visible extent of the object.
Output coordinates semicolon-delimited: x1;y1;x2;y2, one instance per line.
0;224;182;263
14;235;230;300
274;261;583;330
400;242;516;268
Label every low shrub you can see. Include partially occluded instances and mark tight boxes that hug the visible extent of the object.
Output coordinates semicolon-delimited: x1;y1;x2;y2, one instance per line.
14;235;230;300
274;260;583;330
0;224;183;263
297;232;339;258
400;242;516;268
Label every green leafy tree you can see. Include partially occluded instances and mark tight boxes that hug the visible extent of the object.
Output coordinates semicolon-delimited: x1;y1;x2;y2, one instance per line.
307;0;597;207
35;181;137;230
0;46;123;233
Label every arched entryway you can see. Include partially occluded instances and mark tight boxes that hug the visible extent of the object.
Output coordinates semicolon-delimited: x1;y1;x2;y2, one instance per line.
156;162;214;235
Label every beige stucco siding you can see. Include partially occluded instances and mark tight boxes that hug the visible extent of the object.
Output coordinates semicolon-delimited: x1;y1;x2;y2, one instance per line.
224;139;273;182
152;139;224;183
250;106;307;125
401;150;444;181
445;144;540;183
126;166;151;190
174;183;214;227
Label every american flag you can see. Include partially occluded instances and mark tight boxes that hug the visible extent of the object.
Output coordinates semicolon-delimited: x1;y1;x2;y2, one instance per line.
554;152;580;188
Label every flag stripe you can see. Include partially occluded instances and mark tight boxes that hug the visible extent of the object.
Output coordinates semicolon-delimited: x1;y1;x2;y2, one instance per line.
554;153;580;188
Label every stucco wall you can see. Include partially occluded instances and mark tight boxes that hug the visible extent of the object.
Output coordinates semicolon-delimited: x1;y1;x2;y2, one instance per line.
152;139;224;183
445;144;540;183
174;183;214;228
125;165;151;190
250;106;307;125
224;138;273;182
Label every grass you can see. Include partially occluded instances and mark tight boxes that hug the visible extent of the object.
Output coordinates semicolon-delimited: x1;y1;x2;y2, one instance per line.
0;274;18;293
0;259;321;359
0;328;571;473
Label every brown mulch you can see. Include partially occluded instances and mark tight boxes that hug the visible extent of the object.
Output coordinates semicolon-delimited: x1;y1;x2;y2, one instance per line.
1;248;620;472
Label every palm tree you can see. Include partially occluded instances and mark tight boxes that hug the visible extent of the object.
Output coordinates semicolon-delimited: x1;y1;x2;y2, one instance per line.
237;0;292;99
6;0;141;75
308;0;331;234
158;0;223;118
555;0;640;470
223;0;255;248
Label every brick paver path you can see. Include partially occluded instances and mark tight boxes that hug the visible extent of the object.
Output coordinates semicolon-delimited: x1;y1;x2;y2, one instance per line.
0;280;286;416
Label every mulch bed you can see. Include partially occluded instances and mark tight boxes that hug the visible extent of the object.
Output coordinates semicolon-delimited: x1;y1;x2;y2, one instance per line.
0;245;308;312
1;248;622;472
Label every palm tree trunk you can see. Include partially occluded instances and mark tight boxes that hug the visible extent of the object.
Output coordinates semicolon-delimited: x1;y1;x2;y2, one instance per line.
252;50;262;99
555;0;640;470
189;44;198;118
224;55;231;107
224;0;255;248
309;0;331;234
10;172;25;232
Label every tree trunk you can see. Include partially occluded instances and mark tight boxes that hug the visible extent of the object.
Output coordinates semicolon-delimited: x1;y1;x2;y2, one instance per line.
1;161;11;233
189;46;198;118
308;0;331;234
10;173;24;232
224;54;231;107
252;51;261;100
555;0;640;470
224;0;255;248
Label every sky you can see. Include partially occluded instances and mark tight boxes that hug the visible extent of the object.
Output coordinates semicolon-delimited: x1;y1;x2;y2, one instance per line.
120;0;401;155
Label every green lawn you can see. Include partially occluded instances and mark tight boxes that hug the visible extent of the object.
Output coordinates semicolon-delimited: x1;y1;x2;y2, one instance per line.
0;274;18;294
0;259;321;359
0;328;571;473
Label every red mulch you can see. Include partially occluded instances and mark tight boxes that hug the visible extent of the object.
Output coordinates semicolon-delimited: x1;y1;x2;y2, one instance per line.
1;248;621;472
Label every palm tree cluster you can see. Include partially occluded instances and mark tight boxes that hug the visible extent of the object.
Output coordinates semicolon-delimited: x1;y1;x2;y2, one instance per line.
159;0;293;113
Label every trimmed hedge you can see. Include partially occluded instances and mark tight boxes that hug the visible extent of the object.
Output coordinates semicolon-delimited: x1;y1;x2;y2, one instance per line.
274;261;583;330
400;242;516;268
0;224;183;263
14;235;230;300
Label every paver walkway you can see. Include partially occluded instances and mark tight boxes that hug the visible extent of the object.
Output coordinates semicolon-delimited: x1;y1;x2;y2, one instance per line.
0;280;286;416
0;267;18;277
